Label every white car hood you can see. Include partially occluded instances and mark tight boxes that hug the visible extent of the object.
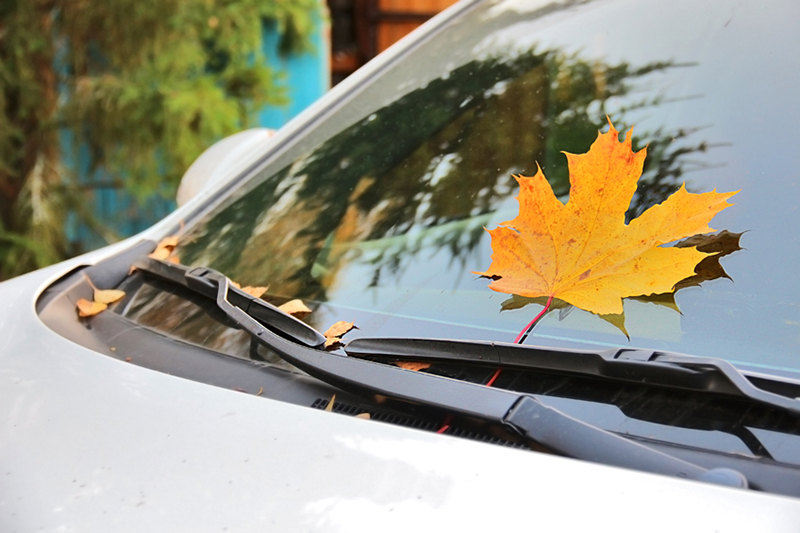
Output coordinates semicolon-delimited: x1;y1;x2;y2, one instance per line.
2;262;800;532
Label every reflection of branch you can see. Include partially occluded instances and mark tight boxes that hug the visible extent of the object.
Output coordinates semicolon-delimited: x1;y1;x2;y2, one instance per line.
177;45;723;313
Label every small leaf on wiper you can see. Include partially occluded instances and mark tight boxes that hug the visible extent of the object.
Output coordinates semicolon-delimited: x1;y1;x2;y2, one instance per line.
279;299;312;317
324;320;357;350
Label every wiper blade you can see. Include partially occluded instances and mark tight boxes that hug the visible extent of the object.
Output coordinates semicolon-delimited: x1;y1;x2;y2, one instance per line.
344;337;800;417
131;257;326;347
131;256;749;489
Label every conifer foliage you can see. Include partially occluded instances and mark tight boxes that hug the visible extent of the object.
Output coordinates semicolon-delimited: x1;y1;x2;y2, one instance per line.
0;0;316;280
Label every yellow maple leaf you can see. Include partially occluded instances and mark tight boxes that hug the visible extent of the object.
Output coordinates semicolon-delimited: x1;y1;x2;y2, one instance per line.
475;120;738;316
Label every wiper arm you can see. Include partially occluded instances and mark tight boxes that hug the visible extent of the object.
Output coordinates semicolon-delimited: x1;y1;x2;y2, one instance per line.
344;337;800;417
131;256;749;489
132;256;326;348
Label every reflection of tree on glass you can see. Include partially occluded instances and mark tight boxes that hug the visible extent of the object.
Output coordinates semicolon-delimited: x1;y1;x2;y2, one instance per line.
175;47;726;337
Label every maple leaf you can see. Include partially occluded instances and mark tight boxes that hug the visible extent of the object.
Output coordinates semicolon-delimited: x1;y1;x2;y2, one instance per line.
475;120;738;317
499;230;744;339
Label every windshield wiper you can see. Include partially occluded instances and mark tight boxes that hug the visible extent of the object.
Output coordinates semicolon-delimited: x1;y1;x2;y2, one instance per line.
133;255;326;348
344;337;800;417
131;256;751;490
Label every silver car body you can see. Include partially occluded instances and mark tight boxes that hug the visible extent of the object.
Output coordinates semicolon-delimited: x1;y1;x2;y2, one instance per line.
3;0;800;529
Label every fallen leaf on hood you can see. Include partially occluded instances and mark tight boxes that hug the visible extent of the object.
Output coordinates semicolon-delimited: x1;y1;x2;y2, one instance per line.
159;235;179;249
323;320;357;350
475;119;738;317
93;289;126;305
395;361;432;371
355;413;371;420
79;276;126;314
148;230;181;261
325;394;336;412
278;299;312;318
148;247;171;261
76;298;107;317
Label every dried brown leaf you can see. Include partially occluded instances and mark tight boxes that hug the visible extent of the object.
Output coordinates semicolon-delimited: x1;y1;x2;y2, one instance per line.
324;320;356;339
159;235;179;250
76;298;107;317
323;320;357;350
148;247;171;261
83;275;125;306
325;394;336;412
94;289;126;305
325;337;344;350
395;361;432;371
279;299;312;317
242;286;268;299
148;233;182;261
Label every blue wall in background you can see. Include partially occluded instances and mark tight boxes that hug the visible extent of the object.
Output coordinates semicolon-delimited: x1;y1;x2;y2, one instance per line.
259;16;330;130
68;9;329;252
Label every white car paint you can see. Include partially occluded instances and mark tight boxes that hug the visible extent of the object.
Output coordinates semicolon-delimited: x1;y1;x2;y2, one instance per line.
2;262;800;532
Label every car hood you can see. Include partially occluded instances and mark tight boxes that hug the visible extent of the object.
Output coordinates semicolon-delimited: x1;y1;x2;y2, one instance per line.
2;261;800;531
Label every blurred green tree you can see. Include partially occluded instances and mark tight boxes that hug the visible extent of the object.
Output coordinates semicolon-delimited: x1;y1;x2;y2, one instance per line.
0;0;316;280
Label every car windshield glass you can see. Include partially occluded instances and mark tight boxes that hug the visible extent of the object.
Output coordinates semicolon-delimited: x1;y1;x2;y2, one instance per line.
124;0;800;374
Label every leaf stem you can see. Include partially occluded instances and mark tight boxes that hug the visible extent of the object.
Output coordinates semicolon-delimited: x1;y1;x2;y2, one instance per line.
485;367;502;387
514;295;554;344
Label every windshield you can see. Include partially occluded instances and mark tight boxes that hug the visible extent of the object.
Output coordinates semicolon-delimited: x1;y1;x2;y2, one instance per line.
125;0;800;373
